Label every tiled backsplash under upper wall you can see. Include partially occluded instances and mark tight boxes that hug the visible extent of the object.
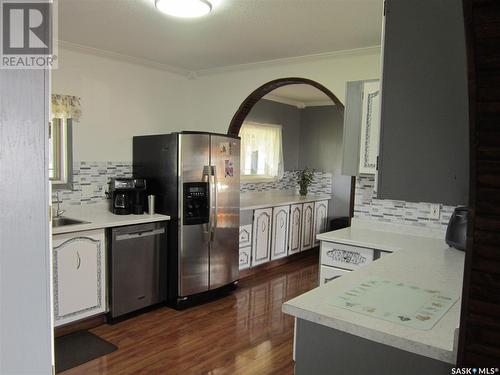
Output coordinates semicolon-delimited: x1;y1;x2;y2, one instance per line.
53;163;333;207
354;175;456;231
52;161;132;207
240;171;333;194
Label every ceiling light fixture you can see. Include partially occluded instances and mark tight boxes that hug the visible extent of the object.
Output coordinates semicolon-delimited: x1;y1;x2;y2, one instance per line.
155;0;212;18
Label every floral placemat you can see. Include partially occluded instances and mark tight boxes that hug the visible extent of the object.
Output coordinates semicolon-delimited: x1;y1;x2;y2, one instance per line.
329;277;459;330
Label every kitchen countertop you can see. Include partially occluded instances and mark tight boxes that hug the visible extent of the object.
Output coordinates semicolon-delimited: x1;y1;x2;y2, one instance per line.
282;221;465;364
52;203;170;235
240;190;331;210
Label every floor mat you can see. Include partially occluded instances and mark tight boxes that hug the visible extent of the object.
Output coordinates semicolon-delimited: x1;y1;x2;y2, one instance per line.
55;330;117;373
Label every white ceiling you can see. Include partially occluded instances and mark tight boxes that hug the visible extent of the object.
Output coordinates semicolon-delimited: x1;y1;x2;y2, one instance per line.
263;84;334;108
58;0;383;74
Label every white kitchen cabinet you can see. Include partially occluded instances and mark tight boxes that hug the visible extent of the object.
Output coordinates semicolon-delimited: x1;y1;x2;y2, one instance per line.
288;204;303;255
320;241;375;271
319;265;350;285
313;200;329;246
239;224;252;248
53;229;106;327
300;202;315;251
341;79;381;177
239;246;251;270
359;81;381;174
271;205;290;260
251;208;272;266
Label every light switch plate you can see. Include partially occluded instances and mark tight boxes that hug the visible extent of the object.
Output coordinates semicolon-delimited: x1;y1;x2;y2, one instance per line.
429;204;441;220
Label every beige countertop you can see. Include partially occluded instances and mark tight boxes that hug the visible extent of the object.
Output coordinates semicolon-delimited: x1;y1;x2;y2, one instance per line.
240;190;331;210
283;220;464;364
52;203;170;235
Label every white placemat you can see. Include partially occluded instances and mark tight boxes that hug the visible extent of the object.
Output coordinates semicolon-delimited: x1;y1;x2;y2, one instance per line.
329;277;459;330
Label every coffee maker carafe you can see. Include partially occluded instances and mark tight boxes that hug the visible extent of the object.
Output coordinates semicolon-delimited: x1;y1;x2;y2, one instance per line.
109;178;147;215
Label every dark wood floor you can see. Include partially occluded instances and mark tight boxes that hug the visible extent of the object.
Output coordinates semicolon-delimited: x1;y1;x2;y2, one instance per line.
63;252;319;375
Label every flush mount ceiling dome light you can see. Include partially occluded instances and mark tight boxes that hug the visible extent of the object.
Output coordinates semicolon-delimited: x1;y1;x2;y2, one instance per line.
155;0;212;18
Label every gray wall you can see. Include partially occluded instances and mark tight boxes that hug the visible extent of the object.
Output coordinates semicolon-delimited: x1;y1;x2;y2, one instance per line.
245;99;301;171
245;99;351;219
299;106;351;218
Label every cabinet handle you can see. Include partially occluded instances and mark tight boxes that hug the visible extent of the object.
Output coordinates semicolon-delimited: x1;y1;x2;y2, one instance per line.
262;222;266;232
76;251;81;270
325;275;341;283
280;218;284;228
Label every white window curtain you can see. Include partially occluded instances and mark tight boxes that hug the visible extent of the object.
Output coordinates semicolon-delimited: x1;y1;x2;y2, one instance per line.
240;121;284;180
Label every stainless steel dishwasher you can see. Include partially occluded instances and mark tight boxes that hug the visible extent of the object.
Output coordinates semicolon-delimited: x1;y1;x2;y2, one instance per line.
109;222;167;320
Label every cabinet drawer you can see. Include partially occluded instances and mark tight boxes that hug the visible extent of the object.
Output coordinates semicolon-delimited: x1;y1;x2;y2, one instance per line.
239;246;251;270
321;241;375;270
320;265;350;285
239;224;252;248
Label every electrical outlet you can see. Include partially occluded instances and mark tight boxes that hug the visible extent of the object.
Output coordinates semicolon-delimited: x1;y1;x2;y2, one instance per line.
429;204;441;220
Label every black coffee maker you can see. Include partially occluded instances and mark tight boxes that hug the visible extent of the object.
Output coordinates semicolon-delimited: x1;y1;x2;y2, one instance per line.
109;178;147;215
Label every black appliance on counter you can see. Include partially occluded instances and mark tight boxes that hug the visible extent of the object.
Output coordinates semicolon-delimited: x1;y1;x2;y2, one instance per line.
109;178;147;215
445;206;469;251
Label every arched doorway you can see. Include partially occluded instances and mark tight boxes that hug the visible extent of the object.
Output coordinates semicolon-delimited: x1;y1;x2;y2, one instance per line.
227;77;344;136
228;77;355;222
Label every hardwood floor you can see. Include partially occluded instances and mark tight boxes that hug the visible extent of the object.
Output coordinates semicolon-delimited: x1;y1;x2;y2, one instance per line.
62;251;319;375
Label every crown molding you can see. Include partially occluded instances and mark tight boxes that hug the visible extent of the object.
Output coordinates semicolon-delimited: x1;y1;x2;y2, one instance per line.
57;40;192;77
195;45;381;77
56;41;380;79
263;94;304;108
263;94;335;109
305;100;336;107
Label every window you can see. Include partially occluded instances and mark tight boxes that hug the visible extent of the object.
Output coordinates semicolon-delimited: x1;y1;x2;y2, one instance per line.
49;118;73;188
239;121;284;181
50;94;81;189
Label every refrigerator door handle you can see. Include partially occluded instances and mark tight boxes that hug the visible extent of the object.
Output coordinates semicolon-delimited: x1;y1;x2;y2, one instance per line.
211;165;218;242
203;165;212;236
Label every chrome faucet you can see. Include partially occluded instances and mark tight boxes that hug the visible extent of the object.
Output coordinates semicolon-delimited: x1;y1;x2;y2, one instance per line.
54;191;65;218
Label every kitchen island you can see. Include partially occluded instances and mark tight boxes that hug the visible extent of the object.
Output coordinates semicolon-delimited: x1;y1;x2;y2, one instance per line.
282;220;465;375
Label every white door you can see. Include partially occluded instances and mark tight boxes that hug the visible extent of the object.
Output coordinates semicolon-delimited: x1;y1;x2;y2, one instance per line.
251;208;272;266
271;205;290;260
313;200;329;246
301;202;315;251
288;204;302;255
359;80;381;174
53;229;106;327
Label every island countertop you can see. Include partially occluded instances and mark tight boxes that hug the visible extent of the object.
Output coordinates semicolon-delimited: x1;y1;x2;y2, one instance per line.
240;190;331;210
52;203;170;235
282;222;465;364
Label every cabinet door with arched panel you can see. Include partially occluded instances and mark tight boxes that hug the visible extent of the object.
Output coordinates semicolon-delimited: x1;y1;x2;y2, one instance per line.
271;205;290;261
288;204;303;255
301;202;315;251
251;208;272;266
313;200;329;246
53;229;106;327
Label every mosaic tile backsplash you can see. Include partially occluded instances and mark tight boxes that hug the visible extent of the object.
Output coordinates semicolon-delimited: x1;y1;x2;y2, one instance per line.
240;171;333;195
354;175;456;231
53;164;333;207
52;161;132;208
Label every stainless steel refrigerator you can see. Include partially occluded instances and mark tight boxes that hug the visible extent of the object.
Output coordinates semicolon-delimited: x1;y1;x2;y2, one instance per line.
133;132;240;308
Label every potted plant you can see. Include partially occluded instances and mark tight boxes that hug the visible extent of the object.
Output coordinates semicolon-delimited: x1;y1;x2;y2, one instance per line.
298;168;315;196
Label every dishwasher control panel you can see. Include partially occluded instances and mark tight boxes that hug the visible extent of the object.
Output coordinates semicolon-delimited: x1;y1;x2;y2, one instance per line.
183;182;209;225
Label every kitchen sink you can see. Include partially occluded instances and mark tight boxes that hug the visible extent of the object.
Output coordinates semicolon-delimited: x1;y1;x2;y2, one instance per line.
52;217;90;227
